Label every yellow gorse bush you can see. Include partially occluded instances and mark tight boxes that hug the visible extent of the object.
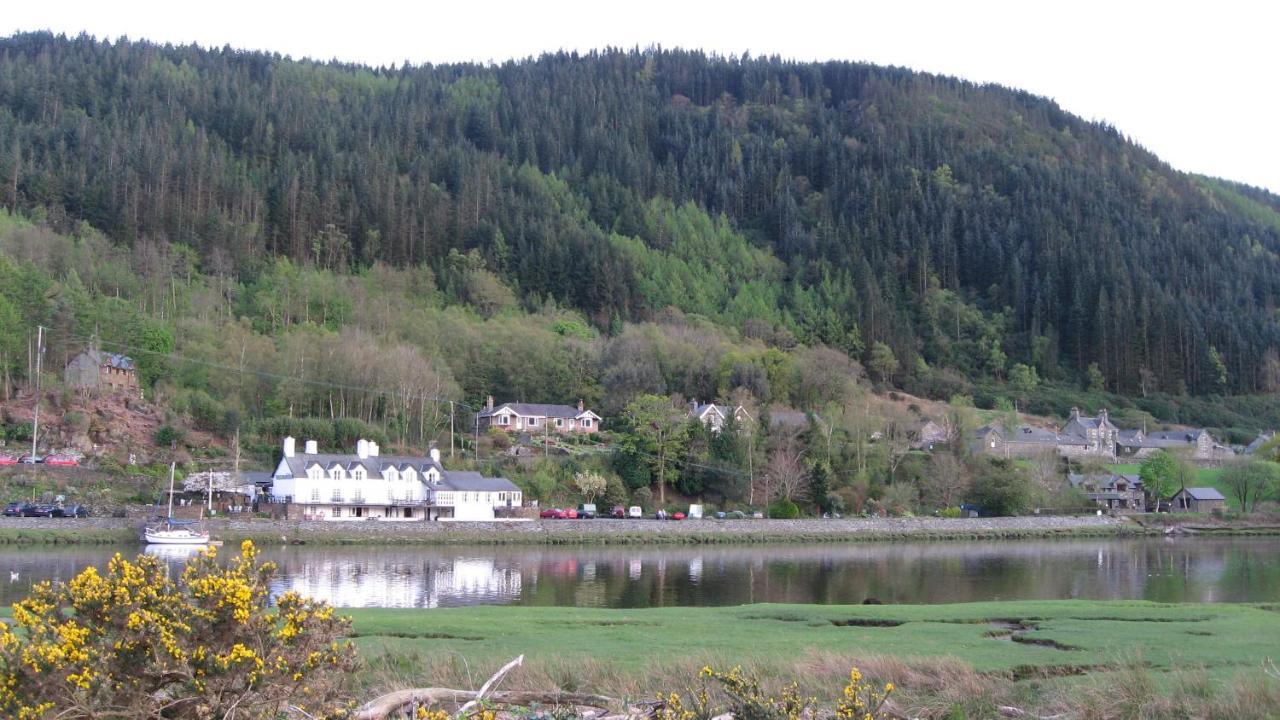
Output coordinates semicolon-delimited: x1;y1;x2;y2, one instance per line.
0;540;358;719
663;665;895;720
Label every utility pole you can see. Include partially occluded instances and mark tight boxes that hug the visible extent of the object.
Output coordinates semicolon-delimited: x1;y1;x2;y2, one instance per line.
30;325;43;461
544;417;549;458
449;401;455;458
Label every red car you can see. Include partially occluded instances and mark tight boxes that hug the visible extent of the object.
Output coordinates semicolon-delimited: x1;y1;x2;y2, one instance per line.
0;455;16;465
44;456;79;467
539;508;566;519
671;512;687;521
563;508;579;519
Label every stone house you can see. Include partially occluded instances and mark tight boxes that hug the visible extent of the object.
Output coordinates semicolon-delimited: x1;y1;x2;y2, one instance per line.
911;419;950;450
64;349;139;393
973;424;1063;458
1170;487;1227;513
477;398;601;435
1059;408;1118;459
1244;432;1274;455
1067;473;1145;512
1118;428;1234;463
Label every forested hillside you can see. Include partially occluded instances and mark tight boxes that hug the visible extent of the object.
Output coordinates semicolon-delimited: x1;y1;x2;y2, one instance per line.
1;32;1279;398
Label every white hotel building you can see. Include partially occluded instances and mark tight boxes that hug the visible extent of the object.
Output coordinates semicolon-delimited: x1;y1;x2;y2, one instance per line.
269;437;521;521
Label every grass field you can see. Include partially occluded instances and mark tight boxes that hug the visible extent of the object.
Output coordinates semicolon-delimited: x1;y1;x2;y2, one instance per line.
348;601;1280;716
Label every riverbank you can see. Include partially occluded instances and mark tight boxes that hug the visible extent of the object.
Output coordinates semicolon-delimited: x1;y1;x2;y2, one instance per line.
1;513;1278;545
350;600;1280;718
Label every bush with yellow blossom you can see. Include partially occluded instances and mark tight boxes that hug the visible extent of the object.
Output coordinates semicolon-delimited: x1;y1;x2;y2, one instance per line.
0;540;358;719
662;665;895;720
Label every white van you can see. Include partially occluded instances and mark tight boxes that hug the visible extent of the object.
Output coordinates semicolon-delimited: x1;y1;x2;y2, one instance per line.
627;506;643;518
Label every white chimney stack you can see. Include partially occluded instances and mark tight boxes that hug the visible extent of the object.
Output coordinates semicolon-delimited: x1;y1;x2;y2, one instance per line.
304;439;318;455
357;439;369;459
283;436;295;458
369;442;379;457
429;447;441;463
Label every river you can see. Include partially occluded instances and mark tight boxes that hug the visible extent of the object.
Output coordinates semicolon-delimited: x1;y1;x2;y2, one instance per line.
0;537;1276;608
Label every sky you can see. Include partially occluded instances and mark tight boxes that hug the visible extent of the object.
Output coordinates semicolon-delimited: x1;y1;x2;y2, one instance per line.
5;1;1279;193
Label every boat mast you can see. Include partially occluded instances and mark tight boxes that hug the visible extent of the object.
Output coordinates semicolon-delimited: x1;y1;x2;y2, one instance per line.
167;461;176;520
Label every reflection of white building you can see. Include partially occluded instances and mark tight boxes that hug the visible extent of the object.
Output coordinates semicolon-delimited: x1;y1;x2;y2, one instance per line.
269;437;521;521
270;556;522;608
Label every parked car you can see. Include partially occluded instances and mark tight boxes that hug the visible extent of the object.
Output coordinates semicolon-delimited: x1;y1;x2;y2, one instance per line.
609;505;626;519
2;501;25;516
563;508;579;519
0;455;17;465
44;455;79;467
51;505;89;518
20;504;54;517
539;508;566;519
627;506;642;518
671;512;687;521
18;454;43;464
577;503;597;519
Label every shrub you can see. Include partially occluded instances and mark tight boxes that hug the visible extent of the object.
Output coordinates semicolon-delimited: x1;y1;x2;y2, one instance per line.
939;506;963;518
153;424;186;448
767;498;800;519
662;665;895;720
0;541;357;719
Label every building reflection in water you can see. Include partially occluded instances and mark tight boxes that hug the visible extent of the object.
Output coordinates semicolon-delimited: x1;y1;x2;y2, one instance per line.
0;538;1276;608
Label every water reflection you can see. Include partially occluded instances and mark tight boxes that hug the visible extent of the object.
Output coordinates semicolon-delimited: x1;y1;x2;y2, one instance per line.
0;538;1277;608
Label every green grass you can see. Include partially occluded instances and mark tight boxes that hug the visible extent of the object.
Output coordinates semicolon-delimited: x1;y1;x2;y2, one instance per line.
347;600;1280;679
1111;463;1235;509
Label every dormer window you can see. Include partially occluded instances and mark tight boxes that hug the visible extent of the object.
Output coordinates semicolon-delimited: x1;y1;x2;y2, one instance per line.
329;467;343;481
403;468;416;483
352;467;366;481
386;468;399;482
308;466;322;480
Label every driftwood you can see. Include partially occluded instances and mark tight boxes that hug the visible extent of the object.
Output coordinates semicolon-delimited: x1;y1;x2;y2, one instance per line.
998;706;1066;720
354;689;619;720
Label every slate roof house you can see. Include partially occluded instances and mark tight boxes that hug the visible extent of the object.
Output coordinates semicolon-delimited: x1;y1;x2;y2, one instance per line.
64;348;139;394
269;437;521;521
1058;408;1118;458
689;401;752;434
1117;428;1234;463
1244;432;1275;455
1170;487;1227;513
910;419;950;450
973;424;1083;457
1068;473;1146;512
477;397;601;435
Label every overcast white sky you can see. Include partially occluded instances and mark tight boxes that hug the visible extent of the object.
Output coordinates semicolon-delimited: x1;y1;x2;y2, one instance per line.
6;1;1278;192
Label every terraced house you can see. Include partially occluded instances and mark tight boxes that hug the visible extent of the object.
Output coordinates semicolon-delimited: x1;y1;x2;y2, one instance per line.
268;437;521;521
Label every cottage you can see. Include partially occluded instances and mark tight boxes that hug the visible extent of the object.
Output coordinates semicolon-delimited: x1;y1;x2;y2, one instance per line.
268;437;521;521
477;397;601;435
689;401;752;434
973;424;1065;458
64;348;139;393
1244;432;1275;455
1169;487;1227;513
1118;428;1234;463
910;419;950;450
1067;473;1146;512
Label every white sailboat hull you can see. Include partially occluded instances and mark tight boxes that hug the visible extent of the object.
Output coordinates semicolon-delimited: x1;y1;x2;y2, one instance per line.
143;528;210;545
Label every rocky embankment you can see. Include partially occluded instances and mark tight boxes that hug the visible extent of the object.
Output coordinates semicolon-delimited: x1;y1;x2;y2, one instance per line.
0;514;1139;545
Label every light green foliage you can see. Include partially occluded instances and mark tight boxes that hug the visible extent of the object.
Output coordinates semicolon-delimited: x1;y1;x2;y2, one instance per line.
966;458;1031;516
867;342;898;384
573;470;608;502
1217;459;1278;513
1138;451;1189;508
1009;363;1039;401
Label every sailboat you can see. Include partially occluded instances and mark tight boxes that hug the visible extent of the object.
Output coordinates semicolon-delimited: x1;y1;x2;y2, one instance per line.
143;462;211;545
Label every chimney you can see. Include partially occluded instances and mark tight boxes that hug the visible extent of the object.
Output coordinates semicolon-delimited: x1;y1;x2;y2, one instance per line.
369;442;379;457
304;439;318;455
1099;408;1109;423
357;439;369;459
283;436;295;458
578;398;584;412
487;395;494;411
1070;407;1080;421
429;447;441;463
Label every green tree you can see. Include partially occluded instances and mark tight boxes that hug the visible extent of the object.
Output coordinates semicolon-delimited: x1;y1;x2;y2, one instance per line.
573;470;608;503
1139;450;1190;511
1086;362;1106;393
1008;362;1039;407
1218;459;1278;513
867;342;899;384
622;394;689;506
966;458;1031;516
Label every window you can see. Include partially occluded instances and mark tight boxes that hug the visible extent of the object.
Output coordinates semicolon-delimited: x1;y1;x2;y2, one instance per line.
555;418;564;428
308;466;322;480
386;468;399;482
529;417;538;427
353;490;364;503
311;488;320;502
582;418;592;428
352;467;365;481
498;414;510;426
403;468;416;482
329;467;343;481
